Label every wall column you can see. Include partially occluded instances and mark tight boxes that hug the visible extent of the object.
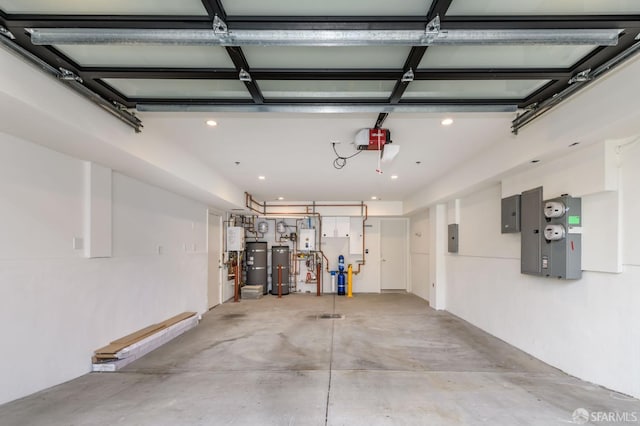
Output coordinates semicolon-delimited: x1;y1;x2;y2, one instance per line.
429;203;447;310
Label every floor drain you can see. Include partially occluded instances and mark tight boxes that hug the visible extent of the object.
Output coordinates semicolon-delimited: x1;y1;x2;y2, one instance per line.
318;313;344;319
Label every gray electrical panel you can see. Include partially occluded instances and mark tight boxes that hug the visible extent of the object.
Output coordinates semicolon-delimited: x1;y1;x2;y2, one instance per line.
501;194;521;233
448;224;458;253
520;187;543;276
541;195;582;279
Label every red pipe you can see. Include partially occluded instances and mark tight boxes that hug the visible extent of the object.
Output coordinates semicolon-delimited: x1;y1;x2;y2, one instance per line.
316;261;321;297
233;261;240;303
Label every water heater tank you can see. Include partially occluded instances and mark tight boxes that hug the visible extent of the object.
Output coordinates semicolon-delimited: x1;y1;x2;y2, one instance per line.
246;241;268;294
271;246;290;295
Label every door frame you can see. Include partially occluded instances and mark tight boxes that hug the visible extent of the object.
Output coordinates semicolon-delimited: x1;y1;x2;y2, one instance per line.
207;210;223;309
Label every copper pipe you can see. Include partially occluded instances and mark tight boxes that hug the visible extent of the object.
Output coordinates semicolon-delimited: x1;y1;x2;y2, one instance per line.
233;260;240;303
354;202;368;275
316;261;321;297
277;265;283;299
245;192;266;215
247;192;367;216
243;215;258;238
322;251;330;271
289;251;296;292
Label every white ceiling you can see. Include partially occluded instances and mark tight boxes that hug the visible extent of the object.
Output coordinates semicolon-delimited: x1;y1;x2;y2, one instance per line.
140;111;515;202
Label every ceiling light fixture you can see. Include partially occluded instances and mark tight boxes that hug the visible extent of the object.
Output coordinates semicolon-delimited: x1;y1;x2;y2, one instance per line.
371;196;378;200
258;175;266;180
277;197;284;201
28;26;619;47
206;119;217;127
441;117;454;126
391;175;399;180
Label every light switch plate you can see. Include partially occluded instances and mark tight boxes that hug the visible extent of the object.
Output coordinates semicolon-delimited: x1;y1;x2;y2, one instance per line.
72;237;83;250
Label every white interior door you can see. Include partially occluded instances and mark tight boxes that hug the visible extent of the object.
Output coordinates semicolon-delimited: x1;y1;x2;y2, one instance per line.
207;212;222;309
380;219;408;290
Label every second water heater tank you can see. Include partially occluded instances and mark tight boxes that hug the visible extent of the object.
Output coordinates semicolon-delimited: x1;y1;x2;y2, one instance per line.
271;246;290;295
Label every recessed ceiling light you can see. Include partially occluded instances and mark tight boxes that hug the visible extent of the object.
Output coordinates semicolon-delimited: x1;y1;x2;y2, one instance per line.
206;119;218;127
371;196;378;200
258;175;266;180
277;196;284;200
441;118;454;126
391;175;398;180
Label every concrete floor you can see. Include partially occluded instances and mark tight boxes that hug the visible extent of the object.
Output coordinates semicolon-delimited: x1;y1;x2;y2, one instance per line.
1;293;639;425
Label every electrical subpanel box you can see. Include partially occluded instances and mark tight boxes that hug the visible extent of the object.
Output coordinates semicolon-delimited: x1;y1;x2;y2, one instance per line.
349;217;364;255
501;194;521;233
298;228;316;251
541;195;582;280
520;187;543;276
226;226;245;251
448;224;459;253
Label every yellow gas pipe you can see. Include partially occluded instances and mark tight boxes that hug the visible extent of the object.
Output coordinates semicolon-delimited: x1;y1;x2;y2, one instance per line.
347;264;353;298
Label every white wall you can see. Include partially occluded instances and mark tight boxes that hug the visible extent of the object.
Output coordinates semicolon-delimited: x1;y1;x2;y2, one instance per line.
409;209;430;301
0;132;209;404
443;139;640;398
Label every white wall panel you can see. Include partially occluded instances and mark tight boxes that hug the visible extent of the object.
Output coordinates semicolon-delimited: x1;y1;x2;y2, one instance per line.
582;191;622;273
621;139;640;265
